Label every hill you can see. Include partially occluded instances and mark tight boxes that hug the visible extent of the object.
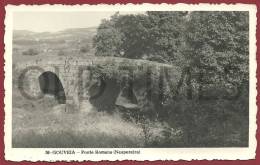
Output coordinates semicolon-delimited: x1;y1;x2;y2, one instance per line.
13;27;97;61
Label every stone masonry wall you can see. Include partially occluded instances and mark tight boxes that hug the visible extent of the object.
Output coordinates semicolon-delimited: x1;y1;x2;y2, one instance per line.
14;56;180;112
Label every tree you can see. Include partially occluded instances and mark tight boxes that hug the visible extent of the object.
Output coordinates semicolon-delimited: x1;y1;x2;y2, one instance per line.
93;12;187;62
185;11;249;99
145;11;188;63
114;14;151;59
92;11;250;146
180;11;249;145
93;12;123;57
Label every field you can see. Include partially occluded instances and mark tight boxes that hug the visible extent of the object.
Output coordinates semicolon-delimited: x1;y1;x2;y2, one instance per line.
12;86;146;148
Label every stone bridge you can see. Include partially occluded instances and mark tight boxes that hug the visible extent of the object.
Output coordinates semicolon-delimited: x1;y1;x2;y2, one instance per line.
13;56;182;113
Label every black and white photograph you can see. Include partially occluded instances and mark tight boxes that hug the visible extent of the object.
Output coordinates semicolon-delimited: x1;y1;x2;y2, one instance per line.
4;4;257;161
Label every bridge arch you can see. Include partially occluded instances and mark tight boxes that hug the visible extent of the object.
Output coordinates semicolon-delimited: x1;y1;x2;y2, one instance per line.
38;71;66;104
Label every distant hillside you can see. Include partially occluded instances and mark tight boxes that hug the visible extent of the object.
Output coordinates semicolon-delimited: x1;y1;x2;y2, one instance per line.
13;27;97;40
13;27;97;58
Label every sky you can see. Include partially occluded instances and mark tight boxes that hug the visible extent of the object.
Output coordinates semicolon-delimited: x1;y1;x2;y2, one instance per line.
13;11;143;32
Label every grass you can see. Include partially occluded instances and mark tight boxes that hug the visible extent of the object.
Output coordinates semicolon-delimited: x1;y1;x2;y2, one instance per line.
12;85;249;148
12;112;145;148
12;87;145;148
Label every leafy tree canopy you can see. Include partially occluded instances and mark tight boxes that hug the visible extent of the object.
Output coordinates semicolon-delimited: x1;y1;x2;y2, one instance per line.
93;11;249;99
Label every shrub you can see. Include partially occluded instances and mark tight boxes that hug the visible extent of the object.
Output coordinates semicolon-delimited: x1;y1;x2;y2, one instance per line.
80;45;90;53
22;48;39;56
57;50;65;56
